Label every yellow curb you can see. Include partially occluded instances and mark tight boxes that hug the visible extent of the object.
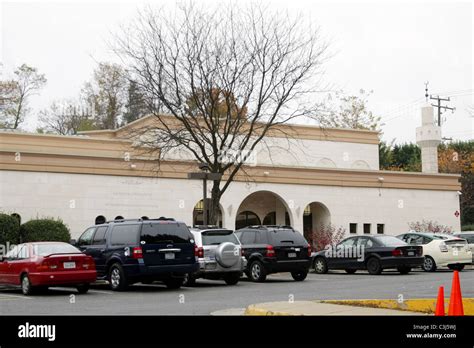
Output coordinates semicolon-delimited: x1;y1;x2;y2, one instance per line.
320;298;474;315
244;304;295;316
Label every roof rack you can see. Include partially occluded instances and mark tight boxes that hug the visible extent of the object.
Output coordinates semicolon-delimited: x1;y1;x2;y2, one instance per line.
105;217;176;223
192;225;221;230
246;225;294;230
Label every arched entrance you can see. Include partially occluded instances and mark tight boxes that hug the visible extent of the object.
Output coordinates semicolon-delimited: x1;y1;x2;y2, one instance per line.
236;191;291;230
303;202;331;245
193;199;223;227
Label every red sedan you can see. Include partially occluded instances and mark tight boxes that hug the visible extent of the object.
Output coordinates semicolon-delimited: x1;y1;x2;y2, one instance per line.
0;242;97;295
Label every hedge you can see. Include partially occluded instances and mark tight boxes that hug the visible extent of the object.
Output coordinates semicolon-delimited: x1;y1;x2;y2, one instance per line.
20;218;71;243
0;213;21;245
462;224;474;231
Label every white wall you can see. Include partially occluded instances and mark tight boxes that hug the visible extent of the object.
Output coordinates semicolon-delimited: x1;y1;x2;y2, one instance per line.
160;136;379;170
0;170;460;239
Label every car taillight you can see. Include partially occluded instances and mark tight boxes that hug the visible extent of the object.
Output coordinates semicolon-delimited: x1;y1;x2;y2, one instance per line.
307;244;312;257
82;258;95;269
37;260;58;272
392;248;403;257
439;243;448;252
132;247;143;259
194;246;204;258
241;248;244;256
266;245;275;257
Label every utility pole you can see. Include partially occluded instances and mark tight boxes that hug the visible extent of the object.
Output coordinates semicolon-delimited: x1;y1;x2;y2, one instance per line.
430;95;455;127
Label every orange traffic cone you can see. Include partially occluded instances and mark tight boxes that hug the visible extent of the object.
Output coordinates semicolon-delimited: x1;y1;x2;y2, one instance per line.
434;286;445;316
448;271;464;316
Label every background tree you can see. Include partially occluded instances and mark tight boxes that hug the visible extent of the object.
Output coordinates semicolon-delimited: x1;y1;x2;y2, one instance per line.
378;141;393;170
82;62;127;129
115;3;329;224
380;140;474;228
324;89;381;130
38;99;97;135
122;80;149;125
0;64;46;129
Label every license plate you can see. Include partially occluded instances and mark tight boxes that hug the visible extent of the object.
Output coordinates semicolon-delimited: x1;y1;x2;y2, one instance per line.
408;251;415;256
288;252;297;258
165;253;175;260
63;262;76;269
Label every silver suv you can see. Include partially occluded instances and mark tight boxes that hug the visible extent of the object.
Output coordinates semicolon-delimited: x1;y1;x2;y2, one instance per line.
184;226;247;286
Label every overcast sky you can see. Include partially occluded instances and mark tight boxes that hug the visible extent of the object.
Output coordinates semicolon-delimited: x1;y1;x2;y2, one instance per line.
1;0;472;143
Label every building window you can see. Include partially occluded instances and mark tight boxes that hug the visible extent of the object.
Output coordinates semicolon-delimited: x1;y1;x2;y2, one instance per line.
363;223;371;234
349;223;357;234
377;224;384;234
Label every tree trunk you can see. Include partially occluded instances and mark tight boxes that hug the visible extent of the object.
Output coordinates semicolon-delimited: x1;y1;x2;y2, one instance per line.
208;179;221;226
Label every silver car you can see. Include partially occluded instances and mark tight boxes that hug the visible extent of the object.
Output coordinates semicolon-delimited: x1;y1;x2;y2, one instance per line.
454;231;474;263
184;227;247;286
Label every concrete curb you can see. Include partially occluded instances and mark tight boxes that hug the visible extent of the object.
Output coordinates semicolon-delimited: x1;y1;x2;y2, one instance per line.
320;298;474;315
245;304;294;316
244;300;422;316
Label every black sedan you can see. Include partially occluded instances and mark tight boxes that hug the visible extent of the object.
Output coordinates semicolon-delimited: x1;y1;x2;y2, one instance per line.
312;235;423;275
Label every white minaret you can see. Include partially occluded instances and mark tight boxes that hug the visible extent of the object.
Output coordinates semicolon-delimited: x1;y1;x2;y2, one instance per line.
416;105;441;173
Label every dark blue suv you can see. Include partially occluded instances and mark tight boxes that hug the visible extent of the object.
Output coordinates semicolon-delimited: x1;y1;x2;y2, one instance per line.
74;217;198;290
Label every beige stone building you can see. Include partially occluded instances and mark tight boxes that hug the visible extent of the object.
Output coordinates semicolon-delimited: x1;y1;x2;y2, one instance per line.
0;109;461;239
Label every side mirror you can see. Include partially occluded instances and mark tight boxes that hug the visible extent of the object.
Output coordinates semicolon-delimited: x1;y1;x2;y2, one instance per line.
70;239;77;246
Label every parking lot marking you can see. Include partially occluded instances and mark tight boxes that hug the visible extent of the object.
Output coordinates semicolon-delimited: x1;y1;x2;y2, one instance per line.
0;294;33;300
89;289;115;295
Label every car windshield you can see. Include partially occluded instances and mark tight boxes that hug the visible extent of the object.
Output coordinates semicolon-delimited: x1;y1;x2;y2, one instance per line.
269;229;307;245
374;236;407;247
202;230;239;245
33;243;81;256
141;222;193;244
430;234;451;240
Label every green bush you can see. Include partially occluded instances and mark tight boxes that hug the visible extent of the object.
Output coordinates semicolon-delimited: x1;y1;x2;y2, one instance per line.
0;213;21;245
20;218;71;242
462;224;474;231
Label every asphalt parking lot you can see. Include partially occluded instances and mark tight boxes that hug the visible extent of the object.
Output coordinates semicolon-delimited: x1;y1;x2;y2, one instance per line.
1;267;473;315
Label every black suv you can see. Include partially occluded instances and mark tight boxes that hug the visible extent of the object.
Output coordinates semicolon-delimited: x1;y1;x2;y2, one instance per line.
235;225;311;282
74;217;198;290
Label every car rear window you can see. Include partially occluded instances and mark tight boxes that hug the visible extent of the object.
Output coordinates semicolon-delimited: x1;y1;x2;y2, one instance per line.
202;230;239;245
110;224;140;246
374;236;407;247
269;229;307;245
141;223;193;244
33;243;81;256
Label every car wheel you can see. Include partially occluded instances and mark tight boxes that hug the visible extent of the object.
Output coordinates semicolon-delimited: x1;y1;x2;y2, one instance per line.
291;270;308;281
108;263;128;291
397;266;411;275
448;264;465;271
164;278;184;289
249;260;267;282
183;273;196;287
76;283;90;294
422;256;437;272
345;269;357;274
224;273;240;285
366;257;382;275
21;274;34;296
313;257;328;274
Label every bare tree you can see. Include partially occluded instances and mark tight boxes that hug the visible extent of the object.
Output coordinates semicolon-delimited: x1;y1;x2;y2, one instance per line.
115;2;329;224
82;62;127;129
38;99;96;135
323;89;381;131
0;64;46;129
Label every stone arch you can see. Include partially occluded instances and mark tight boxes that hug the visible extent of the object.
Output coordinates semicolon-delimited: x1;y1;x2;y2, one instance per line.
236;190;293;230
351;160;370;169
302;201;331;243
316;157;337;168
